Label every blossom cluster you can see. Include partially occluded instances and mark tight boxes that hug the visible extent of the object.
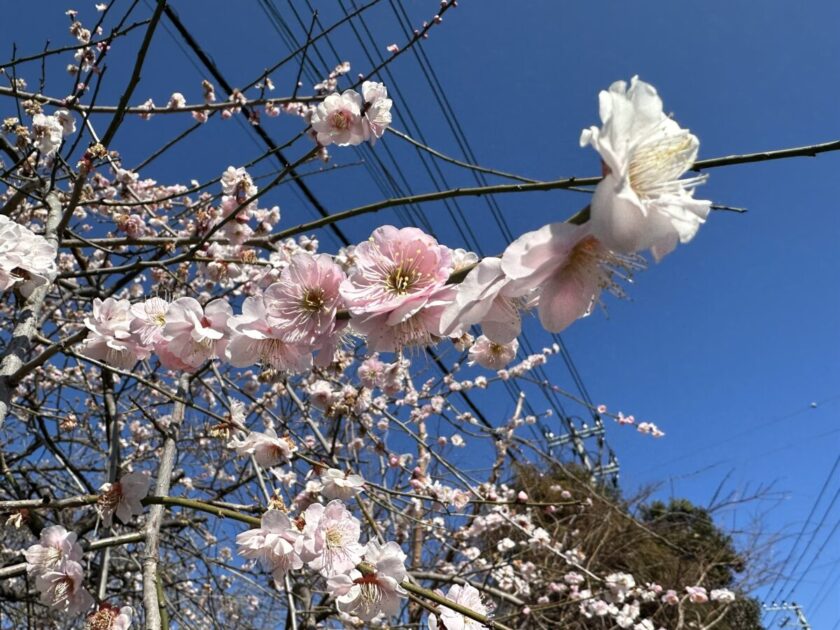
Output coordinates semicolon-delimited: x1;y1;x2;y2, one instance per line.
0;215;58;296
236;498;408;622
24;525;94;615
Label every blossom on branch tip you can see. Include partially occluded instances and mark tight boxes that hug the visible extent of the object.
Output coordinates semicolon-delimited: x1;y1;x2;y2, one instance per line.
581;76;711;260
81;297;150;370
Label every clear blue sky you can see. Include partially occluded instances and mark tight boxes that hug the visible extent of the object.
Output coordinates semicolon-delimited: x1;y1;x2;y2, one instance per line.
3;1;839;626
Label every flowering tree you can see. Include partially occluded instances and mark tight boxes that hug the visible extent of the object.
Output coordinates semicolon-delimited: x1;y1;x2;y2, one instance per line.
0;3;828;629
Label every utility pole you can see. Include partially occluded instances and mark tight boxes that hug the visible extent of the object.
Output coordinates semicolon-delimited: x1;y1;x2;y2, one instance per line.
764;602;812;630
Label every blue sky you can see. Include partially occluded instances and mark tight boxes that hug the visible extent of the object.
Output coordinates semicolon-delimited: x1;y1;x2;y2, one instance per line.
3;1;840;626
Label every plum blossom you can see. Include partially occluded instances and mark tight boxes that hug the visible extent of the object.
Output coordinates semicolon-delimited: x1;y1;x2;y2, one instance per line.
501;222;639;333
361;81;392;143
96;472;150;527
158;297;231;371
311;90;367;146
228;428;297;467
81;297;150;370
710;588;735;603
129;297;169;346
685;585;708;604
320;468;365;501
227;295;313;372
341;226;454;352
31;112;64;155
24;525;83;576
35;559;94;614
85;604;133;630
326;540;407;620
439;257;526;344
467;335;518;370
581;76;711;260
300;499;364;577
236;509;303;586
263;253;346;360
428;583;489;630
0;215;57;295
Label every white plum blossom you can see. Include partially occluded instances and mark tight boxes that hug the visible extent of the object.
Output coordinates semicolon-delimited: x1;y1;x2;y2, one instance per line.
24;525;83;576
300;499;364;577
581;76;711;260
428;583;489;630
320;468;366;501
228;428;297;467
35;559;94;614
236;509;303;586
361;81;392;143
327;540;407;620
96;472;150;527
311;90;367;146
31;113;64;155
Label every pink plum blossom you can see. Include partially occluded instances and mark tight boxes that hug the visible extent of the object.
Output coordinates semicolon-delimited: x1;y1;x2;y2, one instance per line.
710;588;735;603
468;335;518;370
227;296;313;372
428;583;489;630
228;428;297;467
501;222;638;333
341;226;454;352
263;253;346;345
24;525;83;576
580;76;711;260
96;472;150;527
35;559;94;614
300;499;364;577
159;297;231;371
327;540;407;620
311;90;367;146
236;509;303;586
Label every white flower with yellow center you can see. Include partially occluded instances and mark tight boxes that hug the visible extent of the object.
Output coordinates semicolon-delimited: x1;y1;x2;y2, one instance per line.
581;76;711;261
